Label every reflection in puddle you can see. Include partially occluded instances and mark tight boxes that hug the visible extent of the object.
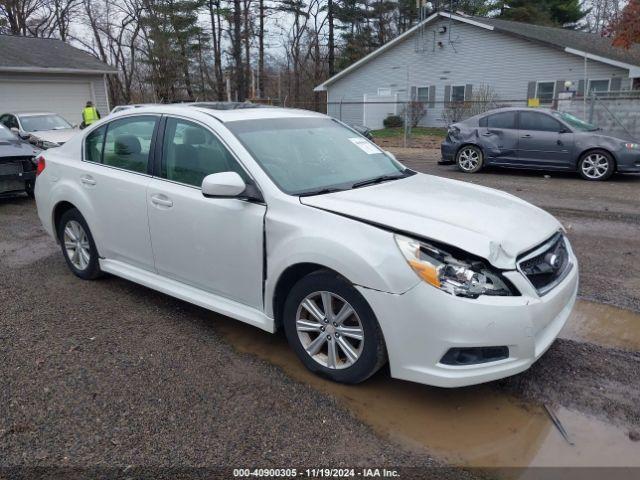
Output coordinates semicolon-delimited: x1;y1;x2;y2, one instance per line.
561;300;640;351
215;317;640;469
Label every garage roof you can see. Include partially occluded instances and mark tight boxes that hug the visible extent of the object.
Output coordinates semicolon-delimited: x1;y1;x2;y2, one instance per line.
0;34;116;74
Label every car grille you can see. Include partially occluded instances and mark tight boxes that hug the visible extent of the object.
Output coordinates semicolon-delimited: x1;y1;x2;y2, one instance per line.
0;161;24;176
518;232;572;296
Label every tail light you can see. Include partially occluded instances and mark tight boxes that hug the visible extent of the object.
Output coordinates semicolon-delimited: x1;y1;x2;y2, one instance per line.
36;156;46;176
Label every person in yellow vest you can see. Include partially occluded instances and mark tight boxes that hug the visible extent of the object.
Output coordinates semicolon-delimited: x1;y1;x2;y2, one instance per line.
80;101;101;129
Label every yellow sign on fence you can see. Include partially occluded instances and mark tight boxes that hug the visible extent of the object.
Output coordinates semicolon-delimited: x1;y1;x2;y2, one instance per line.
527;98;540;107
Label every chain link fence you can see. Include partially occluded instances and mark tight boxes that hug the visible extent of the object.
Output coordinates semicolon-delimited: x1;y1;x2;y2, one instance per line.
265;91;639;146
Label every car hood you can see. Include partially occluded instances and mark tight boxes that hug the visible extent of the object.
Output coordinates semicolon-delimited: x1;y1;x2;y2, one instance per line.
29;129;77;145
300;173;561;269
0;139;40;160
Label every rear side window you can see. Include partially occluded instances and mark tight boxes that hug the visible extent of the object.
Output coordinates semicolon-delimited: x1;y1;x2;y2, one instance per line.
486;111;516;129
102;116;157;173
519;111;562;132
161;117;247;187
84;126;106;163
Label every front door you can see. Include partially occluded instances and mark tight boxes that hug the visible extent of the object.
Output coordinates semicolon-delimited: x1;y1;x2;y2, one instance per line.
146;116;266;309
80;115;159;271
517;111;574;168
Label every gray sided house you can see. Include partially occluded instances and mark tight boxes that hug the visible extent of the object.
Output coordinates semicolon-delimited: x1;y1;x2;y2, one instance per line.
0;35;116;124
315;12;640;129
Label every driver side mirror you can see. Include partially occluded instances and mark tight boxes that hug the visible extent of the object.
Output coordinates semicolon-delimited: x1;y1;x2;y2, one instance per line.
11;127;30;140
202;172;247;198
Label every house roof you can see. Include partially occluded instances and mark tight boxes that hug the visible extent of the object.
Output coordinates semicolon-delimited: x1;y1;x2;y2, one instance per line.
314;11;640;91
0;34;116;74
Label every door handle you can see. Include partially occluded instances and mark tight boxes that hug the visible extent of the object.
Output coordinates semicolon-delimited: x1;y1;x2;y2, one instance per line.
482;132;493;136
521;134;532;138
80;175;96;186
151;194;173;208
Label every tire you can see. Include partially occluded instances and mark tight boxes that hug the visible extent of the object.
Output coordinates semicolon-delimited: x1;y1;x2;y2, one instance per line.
456;145;483;173
25;180;34;199
578;149;614;181
56;208;102;280
283;270;387;384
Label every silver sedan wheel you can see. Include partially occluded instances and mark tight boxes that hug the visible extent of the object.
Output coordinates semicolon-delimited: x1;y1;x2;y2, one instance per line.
63;220;91;271
458;147;480;171
581;153;610;179
296;291;364;370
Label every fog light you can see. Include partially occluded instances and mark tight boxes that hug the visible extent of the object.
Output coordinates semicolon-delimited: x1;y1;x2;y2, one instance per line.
440;346;509;366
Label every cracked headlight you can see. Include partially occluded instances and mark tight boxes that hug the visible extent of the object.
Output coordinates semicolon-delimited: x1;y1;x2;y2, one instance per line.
394;234;515;298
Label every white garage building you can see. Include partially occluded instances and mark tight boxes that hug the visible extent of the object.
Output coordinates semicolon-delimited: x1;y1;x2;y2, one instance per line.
0;35;116;125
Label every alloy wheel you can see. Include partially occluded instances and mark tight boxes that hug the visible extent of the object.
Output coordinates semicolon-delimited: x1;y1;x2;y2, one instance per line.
63;220;91;271
296;291;364;369
458;148;480;171
581;153;610;179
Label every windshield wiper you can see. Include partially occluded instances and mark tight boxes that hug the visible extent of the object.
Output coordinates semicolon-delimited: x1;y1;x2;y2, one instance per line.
351;171;411;189
298;187;346;197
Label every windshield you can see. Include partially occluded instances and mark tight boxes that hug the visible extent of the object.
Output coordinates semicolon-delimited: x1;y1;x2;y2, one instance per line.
551;111;598;132
226;117;407;195
0;124;15;141
20;114;72;132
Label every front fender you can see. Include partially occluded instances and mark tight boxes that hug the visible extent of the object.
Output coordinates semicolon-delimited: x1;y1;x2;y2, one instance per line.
264;207;420;318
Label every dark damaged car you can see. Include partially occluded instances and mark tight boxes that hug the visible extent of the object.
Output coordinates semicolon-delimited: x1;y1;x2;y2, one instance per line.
0;124;40;197
440;107;640;181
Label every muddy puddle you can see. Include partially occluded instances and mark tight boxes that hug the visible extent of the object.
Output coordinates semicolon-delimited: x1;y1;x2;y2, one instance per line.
215;300;640;469
561;300;640;351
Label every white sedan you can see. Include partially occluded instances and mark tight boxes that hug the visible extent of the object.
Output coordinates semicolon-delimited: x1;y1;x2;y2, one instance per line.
34;104;578;387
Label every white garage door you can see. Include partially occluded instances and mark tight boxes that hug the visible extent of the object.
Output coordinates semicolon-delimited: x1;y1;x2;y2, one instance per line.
0;81;93;125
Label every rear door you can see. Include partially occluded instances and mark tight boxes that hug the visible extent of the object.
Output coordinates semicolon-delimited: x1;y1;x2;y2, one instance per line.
146;116;266;309
517;111;574;168
478;111;519;164
80;115;159;270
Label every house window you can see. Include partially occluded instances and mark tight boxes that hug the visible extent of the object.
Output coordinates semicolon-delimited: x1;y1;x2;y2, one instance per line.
588;79;610;94
416;87;429;102
451;85;466;102
377;88;392;96
536;81;555;104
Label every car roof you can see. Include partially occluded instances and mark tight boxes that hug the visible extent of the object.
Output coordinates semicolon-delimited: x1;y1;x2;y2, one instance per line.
108;104;326;123
479;107;557;115
8;112;60;117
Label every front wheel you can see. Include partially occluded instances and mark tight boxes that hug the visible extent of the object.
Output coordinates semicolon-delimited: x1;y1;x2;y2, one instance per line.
57;208;102;280
283;271;387;384
578;150;614;181
456;145;483;173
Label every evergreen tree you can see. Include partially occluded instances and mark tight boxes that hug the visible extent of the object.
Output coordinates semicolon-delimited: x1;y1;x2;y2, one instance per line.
499;0;589;28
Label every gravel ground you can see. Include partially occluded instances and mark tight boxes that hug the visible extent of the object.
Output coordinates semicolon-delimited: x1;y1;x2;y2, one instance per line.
2;151;640;475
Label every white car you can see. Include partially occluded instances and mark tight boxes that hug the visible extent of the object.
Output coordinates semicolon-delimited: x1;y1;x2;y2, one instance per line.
0;112;78;149
34;104;578;388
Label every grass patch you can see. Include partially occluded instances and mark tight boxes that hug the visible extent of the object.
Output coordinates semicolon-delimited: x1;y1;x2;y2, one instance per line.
371;127;447;138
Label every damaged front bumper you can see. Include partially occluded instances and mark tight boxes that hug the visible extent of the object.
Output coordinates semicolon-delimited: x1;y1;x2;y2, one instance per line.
357;248;579;388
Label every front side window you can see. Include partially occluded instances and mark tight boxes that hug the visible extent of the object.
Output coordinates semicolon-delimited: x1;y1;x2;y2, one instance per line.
227;117;408;195
84;125;106;162
536;82;555;104
19;114;71;132
451;85;465;102
486;111;516;129
102;116;157;173
519;111;562;132
161;118;247;187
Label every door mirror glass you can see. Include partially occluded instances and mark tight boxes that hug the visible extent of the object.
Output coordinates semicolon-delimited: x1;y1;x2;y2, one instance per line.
202;171;246;197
